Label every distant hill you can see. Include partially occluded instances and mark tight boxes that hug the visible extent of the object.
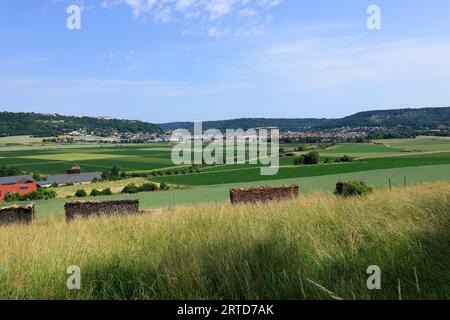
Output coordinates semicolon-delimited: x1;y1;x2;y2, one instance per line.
0;112;161;137
318;107;450;129
159;118;329;132
160;107;450;131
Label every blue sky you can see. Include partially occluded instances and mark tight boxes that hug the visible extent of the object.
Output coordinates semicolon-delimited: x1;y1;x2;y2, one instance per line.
1;0;450;123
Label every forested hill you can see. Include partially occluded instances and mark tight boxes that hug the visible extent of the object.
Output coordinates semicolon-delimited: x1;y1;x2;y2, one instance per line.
159;118;329;132
159;107;450;131
0;112;161;137
318;107;450;129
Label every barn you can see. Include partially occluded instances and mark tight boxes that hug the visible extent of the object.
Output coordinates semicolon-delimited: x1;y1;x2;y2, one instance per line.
0;179;37;202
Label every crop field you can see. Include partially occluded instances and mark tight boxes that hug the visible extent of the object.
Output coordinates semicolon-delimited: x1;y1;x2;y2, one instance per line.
1;136;450;221
0;144;175;174
31;164;450;220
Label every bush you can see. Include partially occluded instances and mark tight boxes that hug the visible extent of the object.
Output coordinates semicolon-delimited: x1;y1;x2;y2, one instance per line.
3;192;20;203
20;188;56;201
303;151;320;165
50;182;59;188
122;184;140;194
139;183;158;192
340;155;354;163
90;189;102;197
159;182;170;191
101;188;113;196
339;181;373;197
75;189;87;197
293;156;305;166
4;188;58;202
285;152;295;157
293;151;320;166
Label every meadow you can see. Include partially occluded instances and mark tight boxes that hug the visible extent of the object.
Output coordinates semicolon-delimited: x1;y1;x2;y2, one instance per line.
0;182;448;299
1;136;450;220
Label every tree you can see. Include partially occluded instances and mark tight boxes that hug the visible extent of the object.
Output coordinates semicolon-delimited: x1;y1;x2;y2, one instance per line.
90;189;102;197
293;156;305;166
75;189;87;197
101;188;112;195
122;184;139;194
303;151;320;165
159;182;170;191
293;151;320;166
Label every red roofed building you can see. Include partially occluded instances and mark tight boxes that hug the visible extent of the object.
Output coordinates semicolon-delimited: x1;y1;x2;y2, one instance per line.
0;181;37;202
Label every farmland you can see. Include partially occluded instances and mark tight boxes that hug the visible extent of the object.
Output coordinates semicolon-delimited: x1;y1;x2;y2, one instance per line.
1;136;450;221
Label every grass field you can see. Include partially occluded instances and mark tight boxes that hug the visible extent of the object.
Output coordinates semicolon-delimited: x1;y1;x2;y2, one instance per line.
26;164;450;220
0;182;448;299
0;144;175;174
1;136;450;220
151;152;450;186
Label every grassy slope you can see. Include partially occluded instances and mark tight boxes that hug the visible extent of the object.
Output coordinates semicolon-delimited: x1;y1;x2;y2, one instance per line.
23;164;450;220
0;182;449;299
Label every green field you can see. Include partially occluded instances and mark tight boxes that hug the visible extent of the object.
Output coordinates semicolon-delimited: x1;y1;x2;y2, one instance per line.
27;164;450;220
0;144;175;173
1;136;450;221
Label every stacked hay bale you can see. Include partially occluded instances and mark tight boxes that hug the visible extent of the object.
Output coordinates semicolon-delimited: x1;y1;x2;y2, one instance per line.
230;184;299;204
65;200;140;222
0;204;35;226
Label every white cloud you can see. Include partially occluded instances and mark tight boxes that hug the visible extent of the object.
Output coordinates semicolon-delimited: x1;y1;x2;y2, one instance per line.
258;37;450;89
101;0;282;35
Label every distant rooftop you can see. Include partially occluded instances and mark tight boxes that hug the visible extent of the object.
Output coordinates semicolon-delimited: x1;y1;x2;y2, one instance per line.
0;175;33;185
36;172;102;186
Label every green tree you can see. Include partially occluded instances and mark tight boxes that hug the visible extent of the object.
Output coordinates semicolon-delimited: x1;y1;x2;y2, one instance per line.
75;189;87;197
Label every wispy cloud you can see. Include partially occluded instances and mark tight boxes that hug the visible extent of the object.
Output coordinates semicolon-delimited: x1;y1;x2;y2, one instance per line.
101;0;282;36
256;37;450;89
0;57;53;68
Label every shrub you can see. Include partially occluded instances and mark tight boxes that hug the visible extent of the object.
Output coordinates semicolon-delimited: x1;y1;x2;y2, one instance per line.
50;182;59;188
159;182;170;191
303;151;320;165
293;156;305;166
122;184;140;194
340;155;354;163
101;188;113;196
339;181;373;197
3;192;20;203
139;183;158;192
75;189;87;197
90;189;102;197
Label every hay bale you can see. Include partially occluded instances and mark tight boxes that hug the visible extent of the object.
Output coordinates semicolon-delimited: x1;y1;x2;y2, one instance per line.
230;184;299;204
0;203;35;226
65;200;140;222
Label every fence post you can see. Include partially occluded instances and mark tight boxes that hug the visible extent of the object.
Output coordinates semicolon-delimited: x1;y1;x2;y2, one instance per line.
404;176;407;188
389;178;392;191
173;192;176;210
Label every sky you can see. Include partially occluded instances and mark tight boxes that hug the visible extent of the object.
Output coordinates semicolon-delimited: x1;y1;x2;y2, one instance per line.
1;0;450;123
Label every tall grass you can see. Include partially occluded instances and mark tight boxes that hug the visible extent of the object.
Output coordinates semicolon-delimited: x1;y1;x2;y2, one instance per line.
0;182;449;300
